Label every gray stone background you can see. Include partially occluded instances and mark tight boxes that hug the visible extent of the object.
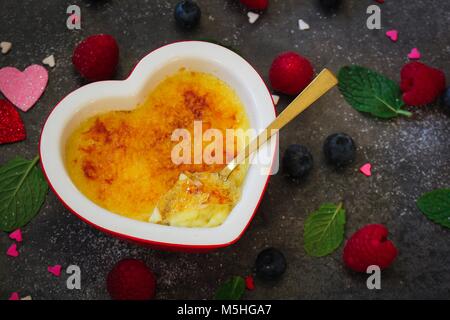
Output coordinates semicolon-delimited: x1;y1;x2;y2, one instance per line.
0;0;449;300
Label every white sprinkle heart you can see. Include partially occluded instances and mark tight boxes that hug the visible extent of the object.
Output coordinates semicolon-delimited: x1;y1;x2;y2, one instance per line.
42;54;56;68
247;12;260;24
272;94;280;106
298;19;310;31
0;41;12;54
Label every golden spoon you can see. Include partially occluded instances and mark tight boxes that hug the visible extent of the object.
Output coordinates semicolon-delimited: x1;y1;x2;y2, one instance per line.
219;68;338;180
152;69;338;226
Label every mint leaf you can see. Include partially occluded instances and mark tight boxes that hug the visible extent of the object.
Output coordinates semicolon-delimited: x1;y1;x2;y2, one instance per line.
417;189;450;229
0;156;48;232
304;203;346;257
338;65;412;119
215;276;245;300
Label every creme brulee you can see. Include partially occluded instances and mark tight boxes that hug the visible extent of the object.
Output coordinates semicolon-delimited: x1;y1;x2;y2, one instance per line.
65;69;250;227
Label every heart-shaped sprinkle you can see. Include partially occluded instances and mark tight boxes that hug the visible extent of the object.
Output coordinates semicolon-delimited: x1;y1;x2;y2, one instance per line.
48;264;62;277
245;275;255;290
408;48;421;60
6;243;19;257
0;99;26;145
247;12;260;24
9;228;23;242
42;54;56;68
1;41;12;54
272;94;280;106
9;292;20;300
359;163;372;177
386;30;398;42
298;19;310;31
0;64;48;112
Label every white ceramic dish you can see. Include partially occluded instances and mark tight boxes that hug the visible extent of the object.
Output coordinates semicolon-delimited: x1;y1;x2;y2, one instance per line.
40;41;276;250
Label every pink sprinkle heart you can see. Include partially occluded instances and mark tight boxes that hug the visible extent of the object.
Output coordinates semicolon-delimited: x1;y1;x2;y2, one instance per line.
9;292;20;300
6;243;19;257
408;48;421;60
9;229;22;242
386;30;398;42
0;64;48;112
48;264;62;277
360;163;372;177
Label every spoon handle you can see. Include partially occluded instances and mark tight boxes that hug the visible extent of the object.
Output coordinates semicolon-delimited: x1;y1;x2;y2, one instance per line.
220;68;338;179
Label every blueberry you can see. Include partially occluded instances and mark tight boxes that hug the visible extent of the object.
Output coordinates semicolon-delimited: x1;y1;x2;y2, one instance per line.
255;248;287;281
174;0;201;30
440;87;450;117
318;0;343;11
323;133;356;167
282;144;313;180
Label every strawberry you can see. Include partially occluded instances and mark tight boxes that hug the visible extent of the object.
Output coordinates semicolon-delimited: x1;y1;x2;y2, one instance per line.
240;0;269;11
269;51;314;95
343;224;397;272
107;259;156;300
72;34;119;82
400;61;446;106
0;99;26;145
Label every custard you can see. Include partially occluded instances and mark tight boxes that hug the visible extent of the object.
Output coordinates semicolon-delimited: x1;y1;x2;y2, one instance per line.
65;69;250;226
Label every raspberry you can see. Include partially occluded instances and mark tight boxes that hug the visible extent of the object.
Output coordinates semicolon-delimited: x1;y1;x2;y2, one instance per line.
269;52;314;95
107;259;156;300
72;34;119;82
400;62;446;106
240;0;269;10
343;224;397;272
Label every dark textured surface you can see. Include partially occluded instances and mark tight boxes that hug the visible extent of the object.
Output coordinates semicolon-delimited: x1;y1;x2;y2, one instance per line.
1;0;450;300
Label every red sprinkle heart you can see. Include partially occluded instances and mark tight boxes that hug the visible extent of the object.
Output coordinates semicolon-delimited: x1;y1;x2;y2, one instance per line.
245;275;255;291
6;243;19;257
9;229;23;242
360;163;372;177
9;292;20;300
386;30;398;42
0;99;26;145
408;48;421;60
48;264;62;277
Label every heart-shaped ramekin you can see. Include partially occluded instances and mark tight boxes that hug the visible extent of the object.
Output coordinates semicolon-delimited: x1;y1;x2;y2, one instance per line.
40;41;276;252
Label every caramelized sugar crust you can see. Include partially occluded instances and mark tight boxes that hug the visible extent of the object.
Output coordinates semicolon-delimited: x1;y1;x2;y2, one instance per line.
66;70;250;222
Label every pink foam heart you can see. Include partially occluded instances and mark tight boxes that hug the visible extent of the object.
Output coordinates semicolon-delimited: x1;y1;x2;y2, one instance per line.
0;64;48;112
48;264;62;277
6;243;19;257
359;163;372;177
9;229;22;242
386;30;398;42
9;292;20;300
408;48;421;60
